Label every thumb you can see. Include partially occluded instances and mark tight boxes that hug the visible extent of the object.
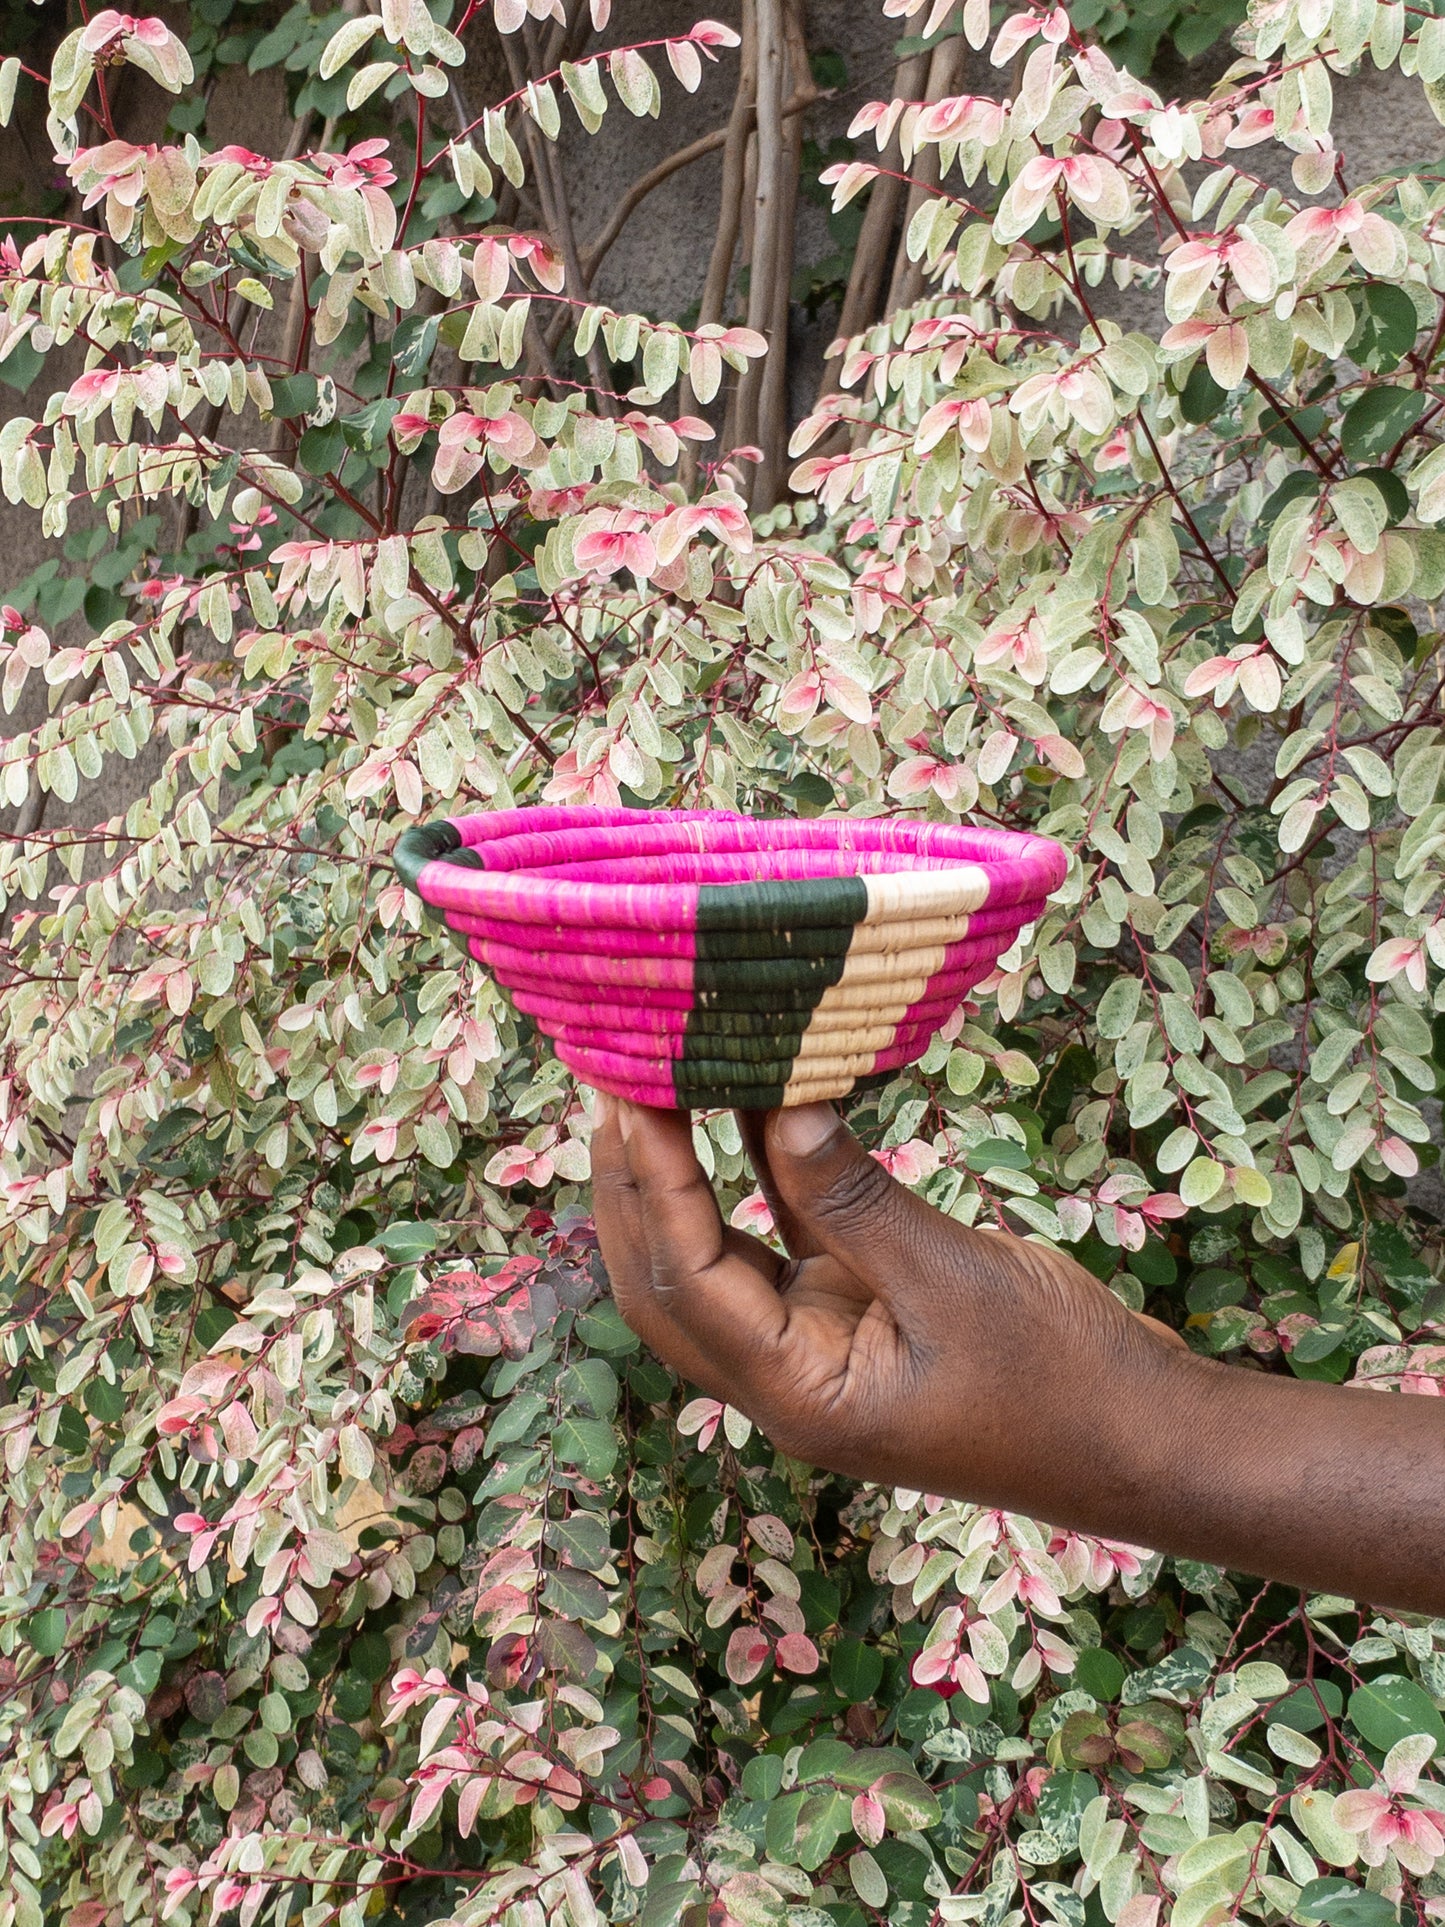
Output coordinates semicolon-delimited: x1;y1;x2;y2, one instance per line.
764;1103;984;1316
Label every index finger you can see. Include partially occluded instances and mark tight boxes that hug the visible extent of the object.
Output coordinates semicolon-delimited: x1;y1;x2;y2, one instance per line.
589;1094;735;1393
617;1101;791;1373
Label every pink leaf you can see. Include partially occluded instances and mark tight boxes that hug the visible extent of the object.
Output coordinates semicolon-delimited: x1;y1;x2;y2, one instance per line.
724;1626;772;1685
775;1631;819;1675
852;1789;886;1845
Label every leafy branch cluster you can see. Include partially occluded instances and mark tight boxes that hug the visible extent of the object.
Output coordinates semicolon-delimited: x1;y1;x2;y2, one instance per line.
5;2;1445;1927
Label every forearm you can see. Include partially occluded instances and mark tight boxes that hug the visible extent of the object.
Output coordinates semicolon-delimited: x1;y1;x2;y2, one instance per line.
1001;1344;1445;1614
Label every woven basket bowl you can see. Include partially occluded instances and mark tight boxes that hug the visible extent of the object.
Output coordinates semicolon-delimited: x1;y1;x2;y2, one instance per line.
394;806;1067;1110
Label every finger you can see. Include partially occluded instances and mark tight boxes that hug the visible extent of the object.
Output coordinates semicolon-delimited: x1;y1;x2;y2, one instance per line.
618;1100;794;1377
763;1102;1012;1320
590;1092;646;1303
735;1108;823;1261
590;1094;739;1393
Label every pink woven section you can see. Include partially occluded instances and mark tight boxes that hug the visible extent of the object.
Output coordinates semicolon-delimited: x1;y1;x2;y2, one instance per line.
500;850;981;885
888;928;1009;1064
468;934;699;992
445;893;1030;960
523;984;971;1060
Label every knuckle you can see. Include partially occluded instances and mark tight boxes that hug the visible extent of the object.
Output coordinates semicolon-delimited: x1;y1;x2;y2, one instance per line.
812;1151;899;1240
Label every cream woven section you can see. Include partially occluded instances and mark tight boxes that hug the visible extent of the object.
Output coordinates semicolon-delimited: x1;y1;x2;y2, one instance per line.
777;866;998;1101
856;866;993;921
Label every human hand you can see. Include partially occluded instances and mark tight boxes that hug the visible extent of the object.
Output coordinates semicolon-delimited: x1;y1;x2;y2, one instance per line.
590;1095;1187;1511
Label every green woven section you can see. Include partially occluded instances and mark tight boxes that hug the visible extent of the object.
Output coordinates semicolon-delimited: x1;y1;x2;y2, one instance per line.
667;1029;807;1068
678;876;868;1107
692;952;876;994
679;1006;814;1040
667;923;857;962
693;873;869;934
673;1065;789;1106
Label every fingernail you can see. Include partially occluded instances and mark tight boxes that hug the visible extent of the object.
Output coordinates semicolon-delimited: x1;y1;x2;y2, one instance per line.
618;1100;634;1143
775;1102;836;1156
593;1091;615;1129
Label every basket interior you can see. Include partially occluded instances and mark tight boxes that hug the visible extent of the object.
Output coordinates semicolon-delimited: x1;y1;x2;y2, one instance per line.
411;812;1050;890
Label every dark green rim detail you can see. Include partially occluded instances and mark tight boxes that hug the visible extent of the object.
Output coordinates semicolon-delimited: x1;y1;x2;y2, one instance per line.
394;819;464;892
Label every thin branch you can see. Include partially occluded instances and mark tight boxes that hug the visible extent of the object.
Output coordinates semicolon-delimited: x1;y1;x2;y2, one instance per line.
681;0;758;491
754;0;808;511
729;0;785;461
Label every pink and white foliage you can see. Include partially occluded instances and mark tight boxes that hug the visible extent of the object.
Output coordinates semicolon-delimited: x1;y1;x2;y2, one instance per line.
1335;1737;1445;1875
10;0;1445;1919
79;12;193;90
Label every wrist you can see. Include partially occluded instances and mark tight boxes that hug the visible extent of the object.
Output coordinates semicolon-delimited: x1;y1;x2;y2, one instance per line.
975;1289;1206;1536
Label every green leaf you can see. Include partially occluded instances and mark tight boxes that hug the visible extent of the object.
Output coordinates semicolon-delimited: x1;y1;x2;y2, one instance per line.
1341;385;1427;461
544;1513;612;1572
781;772;836;815
1291;1322;1347;1362
0;335;44;395
543;1566;609;1622
24;1609;67;1657
140;238;183;282
1298;1877;1400;1927
350;1630;392;1680
1097;976;1143;1040
332;1674;373;1720
561;1358;619;1420
118;1649;164;1695
83;1377;126;1424
298;421;347;475
54;1404;89;1452
1272;1681;1344;1733
1366;1222;1434;1302
374;1221;438;1259
1180;1158;1225;1207
1356;465;1411;524
340;398;401;453
830;1638;885;1702
794;1787;851;1869
964;1135;1031;1173
392;313;440;379
268;373;319;419
1180;362;1227;425
1260;470;1320;528
873;1771;941;1830
1349;283;1419;373
1348;1673;1445;1753
1074;1647;1125;1702
742;1753;785;1800
554;1416;619;1480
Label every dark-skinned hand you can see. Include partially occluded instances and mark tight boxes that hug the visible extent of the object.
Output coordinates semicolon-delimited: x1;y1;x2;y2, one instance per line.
591;1094;1445;1615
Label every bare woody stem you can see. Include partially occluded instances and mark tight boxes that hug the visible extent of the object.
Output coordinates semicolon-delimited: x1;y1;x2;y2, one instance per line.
728;0;786;489
752;0;808;511
682;0;758;492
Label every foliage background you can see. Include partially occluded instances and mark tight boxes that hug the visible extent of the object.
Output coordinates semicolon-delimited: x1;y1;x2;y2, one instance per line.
6;3;1445;1927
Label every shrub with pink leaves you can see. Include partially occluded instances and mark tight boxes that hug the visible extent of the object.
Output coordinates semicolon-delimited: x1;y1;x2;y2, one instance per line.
5;0;1445;1923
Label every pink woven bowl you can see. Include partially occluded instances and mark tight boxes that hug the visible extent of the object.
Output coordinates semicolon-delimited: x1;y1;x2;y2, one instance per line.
395;806;1067;1110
